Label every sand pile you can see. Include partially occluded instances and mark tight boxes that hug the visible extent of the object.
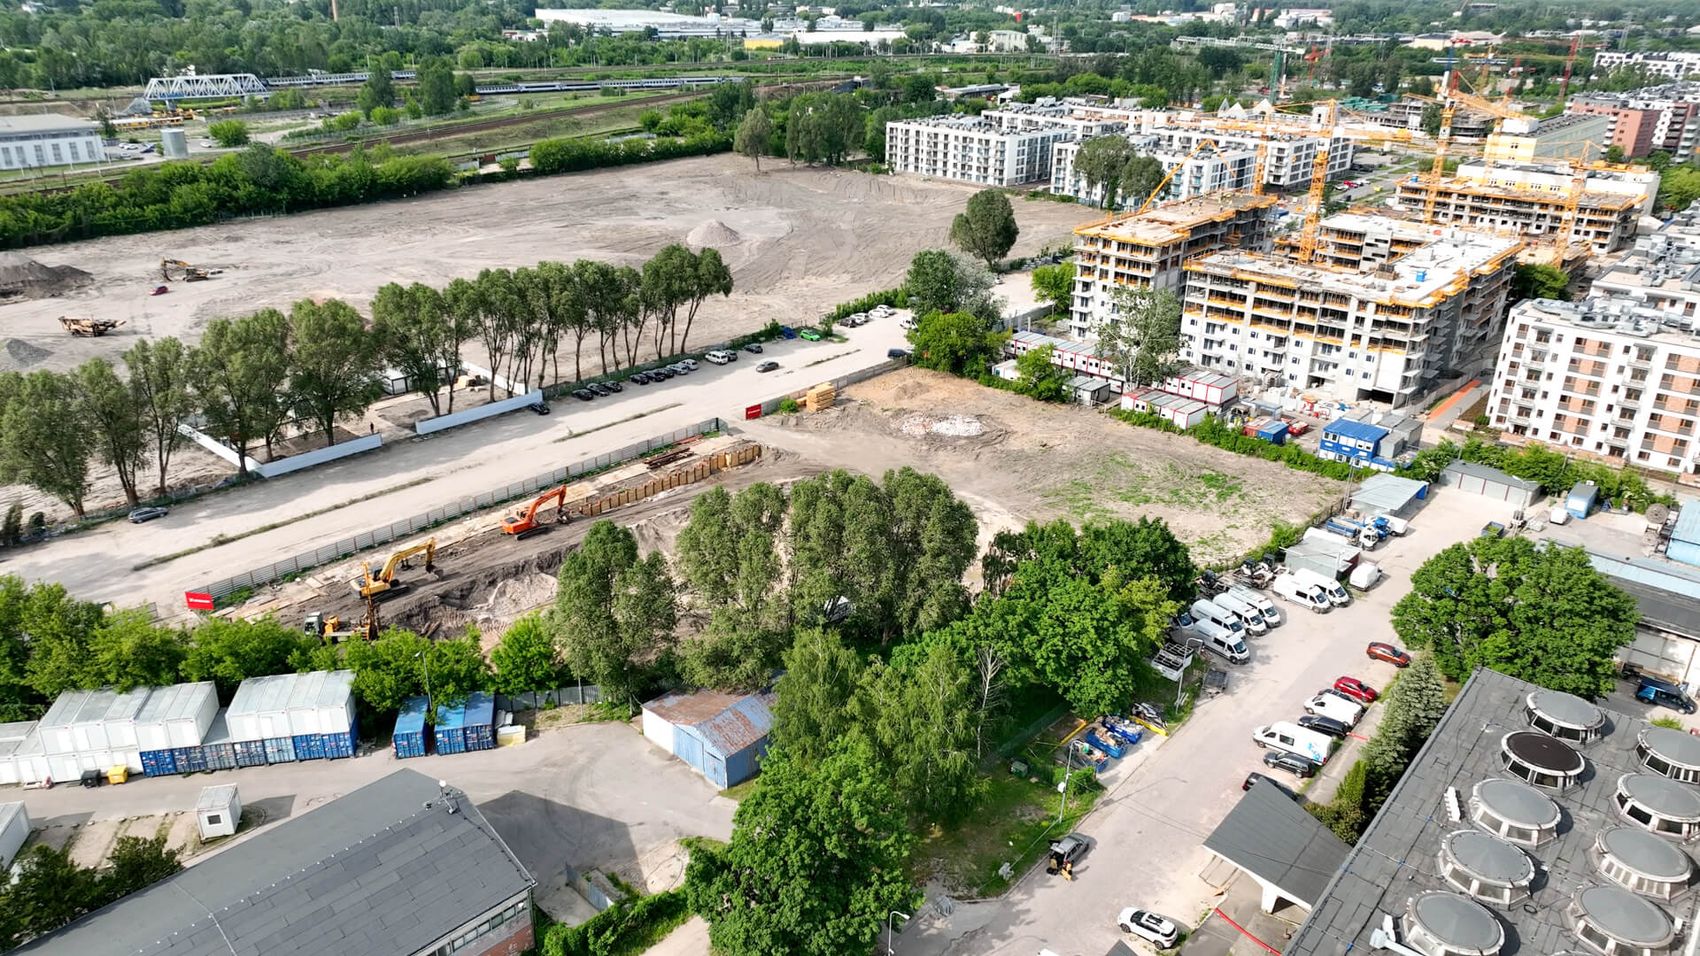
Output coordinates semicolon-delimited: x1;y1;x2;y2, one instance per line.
686;219;743;249
899;413;985;438
0;254;92;301
2;339;52;369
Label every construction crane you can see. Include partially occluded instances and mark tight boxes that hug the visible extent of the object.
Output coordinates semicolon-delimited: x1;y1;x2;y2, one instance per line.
160;259;221;282
1293;102;1418;264
353;538;437;599
1133;138;1224;215
501;484;577;538
1559;35;1582;102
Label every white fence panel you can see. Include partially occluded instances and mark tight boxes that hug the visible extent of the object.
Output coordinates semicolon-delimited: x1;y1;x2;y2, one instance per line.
416;389;544;436
255;433;383;478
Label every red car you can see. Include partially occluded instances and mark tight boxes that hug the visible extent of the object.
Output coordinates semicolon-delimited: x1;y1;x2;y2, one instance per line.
1334;676;1379;704
1366;643;1412;667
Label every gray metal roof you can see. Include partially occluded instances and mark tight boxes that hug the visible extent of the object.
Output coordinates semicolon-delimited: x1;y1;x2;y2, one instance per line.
18;769;534;956
195;785;238;813
1440;459;1542;492
1201;779;1350;908
1286;668;1700;956
1588;552;1700;640
1348;473;1428;515
0;114;97;133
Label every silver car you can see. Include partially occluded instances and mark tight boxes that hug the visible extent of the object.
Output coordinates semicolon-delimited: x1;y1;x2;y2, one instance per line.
1117;908;1180;949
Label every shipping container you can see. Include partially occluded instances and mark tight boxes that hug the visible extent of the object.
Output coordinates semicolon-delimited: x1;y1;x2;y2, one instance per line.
262;736;297;764
434;699;467;755
176;746;209;773
292;734;326;761
394;697;429;759
0;802;27;869
323;713;357;759
1256;420;1289;445
232;740;267;768
464;693;496;751
199;711;237;771
132;682;218;752
228;671;355;745
140;749;178;777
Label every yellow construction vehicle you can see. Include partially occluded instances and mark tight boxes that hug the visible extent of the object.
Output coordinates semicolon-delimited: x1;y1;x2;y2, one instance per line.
353;538;437;599
160;258;222;282
501;485;576;538
304;596;381;643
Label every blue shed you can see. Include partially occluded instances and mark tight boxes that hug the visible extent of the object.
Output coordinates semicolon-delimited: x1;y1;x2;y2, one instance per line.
641;689;775;789
1255;420;1289;446
1319;418;1389;465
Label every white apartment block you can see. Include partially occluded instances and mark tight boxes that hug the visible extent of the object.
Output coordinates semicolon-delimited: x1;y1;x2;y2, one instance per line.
1047;121;1352;208
981;100;1131;138
1049;136;1256;208
885;115;1070;186
1593;50;1700;81
1180;216;1520;407
0;114;105;170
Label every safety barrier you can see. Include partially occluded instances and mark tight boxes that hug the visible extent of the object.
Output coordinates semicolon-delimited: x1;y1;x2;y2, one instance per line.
175;424;383;478
416;389;544;436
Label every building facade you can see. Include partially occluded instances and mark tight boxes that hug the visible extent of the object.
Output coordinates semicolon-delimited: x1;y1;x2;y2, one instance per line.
0;115;105;170
885;114;1070;186
1393;166;1644;255
1572;83;1700;161
1483;113;1613;164
1594;49;1700;80
1049;136;1256;208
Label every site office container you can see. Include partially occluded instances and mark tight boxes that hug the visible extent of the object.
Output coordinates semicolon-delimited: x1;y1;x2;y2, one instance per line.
394;697;429;759
0;729;48;785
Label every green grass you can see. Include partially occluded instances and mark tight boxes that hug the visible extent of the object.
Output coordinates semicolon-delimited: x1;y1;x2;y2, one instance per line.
719;776;761;801
1041;455;1247;521
916;770;1103;898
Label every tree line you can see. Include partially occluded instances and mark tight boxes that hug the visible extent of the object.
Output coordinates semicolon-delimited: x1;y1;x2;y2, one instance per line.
0;243;730;522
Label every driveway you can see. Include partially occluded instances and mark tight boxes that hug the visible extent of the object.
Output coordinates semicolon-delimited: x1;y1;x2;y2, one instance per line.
895;490;1521;956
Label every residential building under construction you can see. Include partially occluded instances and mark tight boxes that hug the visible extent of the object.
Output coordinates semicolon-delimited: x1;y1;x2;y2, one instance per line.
1179;214;1520;407
1391;162;1649;255
1067;193;1279;337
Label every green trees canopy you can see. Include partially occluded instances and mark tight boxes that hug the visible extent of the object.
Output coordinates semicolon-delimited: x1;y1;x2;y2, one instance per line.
950;188;1019;268
908;311;1006;377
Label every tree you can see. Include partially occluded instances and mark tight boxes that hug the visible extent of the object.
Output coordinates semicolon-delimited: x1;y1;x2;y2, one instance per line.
882;467;977;636
1015;343;1070;402
1031;262;1074;312
1511;262;1570;302
905;249;960;318
1420;102;1444;137
2;845;102;945
191;310;290;472
641;244;697;360
770;628;865;769
124;338;194;497
859;640;980;822
182;616;313;698
1076;517;1197;605
1121;155;1165;210
678;247;733;355
74;359;147;506
288;298;382;446
372;282;460;416
1391;538;1637;697
1102;286;1182;386
490;615;562;697
552;521;658;702
98;835;182;903
423;630;492;710
1658;163;1700;212
708;81;757;130
417;57;457;116
1604;144;1627;164
611;552;678;676
88;609;186;691
908;311;1006;377
357;68;395;117
206;120;250;147
686;739;915;956
1073;135;1135;209
734;107;772;172
784;92;864;165
949;188;1019;269
0;371;94;517
342;628;431;713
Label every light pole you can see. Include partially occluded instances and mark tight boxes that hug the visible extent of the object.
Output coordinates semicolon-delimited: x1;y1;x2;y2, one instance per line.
886;911;909;955
1056;746;1075;825
414;650;433;711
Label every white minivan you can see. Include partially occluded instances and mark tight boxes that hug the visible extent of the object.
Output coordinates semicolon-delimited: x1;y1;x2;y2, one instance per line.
1272;573;1331;612
1253;721;1332;765
704;349;735;365
1189;599;1246;637
1305;692;1363;727
1227;585;1282;627
1211;592;1269;635
1190;618;1250;664
1292;568;1351;607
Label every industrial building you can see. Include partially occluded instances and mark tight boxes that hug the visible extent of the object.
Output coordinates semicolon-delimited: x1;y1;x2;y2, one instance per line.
0;114;106;170
1067;192;1279;337
642;689;774;789
18;770;536;956
1571;82;1700;160
1437;459;1543;509
1393;164;1647;255
1178;216;1520;407
1588;551;1700;683
1482;113;1614;164
884;114;1072;187
1286;668;1700;956
532;8;758;36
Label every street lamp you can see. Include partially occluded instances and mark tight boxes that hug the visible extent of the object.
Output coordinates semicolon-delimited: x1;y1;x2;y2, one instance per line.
414;649;433;711
886;910;910;955
1056;747;1075;825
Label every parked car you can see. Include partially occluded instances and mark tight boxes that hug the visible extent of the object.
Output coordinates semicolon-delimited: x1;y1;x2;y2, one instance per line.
1637;677;1698;714
678;358;699;370
705;349;734;365
799;328;823;341
1366;642;1412;667
1262;750;1318;778
1046;833;1090;874
586;383;611;397
128;506;169;524
198;139;215;148
571;389;595;401
602;380;623;393
629;372;651;385
743;342;764;354
1306;692;1363;727
668;362;691;375
887;348;912;360
528;402;550;416
1117;909;1181;949
1297;714;1350;739
1333;676;1379;704
650;367;674;380
757;361;779;372
1241;772;1296;798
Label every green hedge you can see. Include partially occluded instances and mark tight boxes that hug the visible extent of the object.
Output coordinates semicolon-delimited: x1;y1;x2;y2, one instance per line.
1106;407;1357;482
541;891;691;956
824;287;910;323
530;133;730;175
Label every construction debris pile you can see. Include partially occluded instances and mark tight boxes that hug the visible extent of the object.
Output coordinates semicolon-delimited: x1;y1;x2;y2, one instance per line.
0;255;93;302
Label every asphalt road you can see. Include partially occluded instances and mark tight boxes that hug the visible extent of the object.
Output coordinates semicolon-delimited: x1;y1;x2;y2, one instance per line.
895;490;1523;956
3;321;908;615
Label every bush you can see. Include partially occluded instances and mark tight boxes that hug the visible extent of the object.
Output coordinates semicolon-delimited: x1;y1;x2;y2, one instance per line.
529;133;731;176
776;397;801;414
542;890;690;956
206;120;250;147
825;287;909;323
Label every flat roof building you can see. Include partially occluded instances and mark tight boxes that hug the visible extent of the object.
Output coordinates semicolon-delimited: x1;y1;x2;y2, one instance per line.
0;114;105;170
885;114;1070;187
1484;112;1614;165
1393;163;1647;255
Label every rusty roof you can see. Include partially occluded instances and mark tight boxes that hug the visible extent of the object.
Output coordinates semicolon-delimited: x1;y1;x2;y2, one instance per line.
644;689;775;758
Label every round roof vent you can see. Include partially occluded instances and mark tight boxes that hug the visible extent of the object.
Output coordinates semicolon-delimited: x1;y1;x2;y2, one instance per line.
1403;891;1505;956
1502;731;1586;790
1616;773;1700;839
1568;885;1677;956
1439;830;1536;906
1471;778;1562;846
1594;827;1693;900
1527;690;1606;743
1637;725;1700;784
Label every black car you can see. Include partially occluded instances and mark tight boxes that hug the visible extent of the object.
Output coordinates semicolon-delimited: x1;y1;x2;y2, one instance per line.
887;348;912;360
1297;715;1349;739
630;372;650;385
1045;832;1090;874
650;367;673;380
743;342;764;354
1262;751;1317;778
602;380;623;393
528;402;550;416
572;389;595;401
128;506;169;523
1241;772;1296;798
586;382;612;397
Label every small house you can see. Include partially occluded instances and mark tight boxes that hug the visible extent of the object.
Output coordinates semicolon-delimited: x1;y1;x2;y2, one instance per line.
1065;375;1113;406
195;784;240;840
1567;480;1600;519
641;689;775;789
0;801;27;868
992;358;1020;382
1437;460;1541;510
1319;418;1389;465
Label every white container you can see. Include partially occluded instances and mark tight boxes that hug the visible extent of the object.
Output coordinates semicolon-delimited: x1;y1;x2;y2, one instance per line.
47;753;81;783
166;683;218;748
196;785;241;840
0;802;29;868
38;690;94;755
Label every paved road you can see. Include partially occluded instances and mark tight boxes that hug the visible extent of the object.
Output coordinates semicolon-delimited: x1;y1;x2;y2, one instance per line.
3;322;908;614
895;491;1520;956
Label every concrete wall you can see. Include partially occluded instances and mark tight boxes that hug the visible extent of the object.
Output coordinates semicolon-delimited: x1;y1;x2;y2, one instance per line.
416;389;545;436
177;424;383;478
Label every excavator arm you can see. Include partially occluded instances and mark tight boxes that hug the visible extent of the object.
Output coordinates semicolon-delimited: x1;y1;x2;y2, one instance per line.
354;538;437;597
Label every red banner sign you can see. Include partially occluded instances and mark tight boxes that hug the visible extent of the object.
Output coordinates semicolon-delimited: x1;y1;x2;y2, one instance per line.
184;591;215;612
744;403;763;420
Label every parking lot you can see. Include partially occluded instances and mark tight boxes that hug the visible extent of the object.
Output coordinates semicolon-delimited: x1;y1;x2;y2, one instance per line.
895;487;1522;956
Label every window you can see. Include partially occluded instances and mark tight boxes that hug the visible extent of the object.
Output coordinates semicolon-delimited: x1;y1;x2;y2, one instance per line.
205;814;222;825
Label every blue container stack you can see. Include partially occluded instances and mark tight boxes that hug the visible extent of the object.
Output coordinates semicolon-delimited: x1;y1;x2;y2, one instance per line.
463;693;496;752
262;737;296;764
394;697;429;759
434;699;467;755
233;740;267;768
176;746;209;773
292;734;326;760
140;749;177;776
201;741;236;771
323;714;357;759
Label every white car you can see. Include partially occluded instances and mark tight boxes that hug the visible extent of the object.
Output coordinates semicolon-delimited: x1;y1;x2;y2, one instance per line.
199;139;215;148
899;316;916;330
1118;908;1181;949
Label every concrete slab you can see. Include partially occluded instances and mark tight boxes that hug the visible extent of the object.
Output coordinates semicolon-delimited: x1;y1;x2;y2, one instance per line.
645;915;711;956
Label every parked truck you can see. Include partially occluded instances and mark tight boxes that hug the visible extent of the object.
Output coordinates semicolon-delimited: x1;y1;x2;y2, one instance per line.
1323;516;1381;550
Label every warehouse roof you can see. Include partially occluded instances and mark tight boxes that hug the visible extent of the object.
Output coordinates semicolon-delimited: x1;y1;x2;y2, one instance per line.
1440;459;1542;492
1672;504;1700;546
1203;780;1350;909
644;689;775;758
0;114;97;134
1349;473;1429;516
1586;552;1700;641
18;769;534;956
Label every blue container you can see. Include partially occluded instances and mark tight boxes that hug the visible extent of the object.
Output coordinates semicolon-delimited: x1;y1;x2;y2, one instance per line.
434;699;467;755
202;743;237;771
394;696;429;759
324;714;357;759
177;747;209;773
233;740;267;768
292;734;326;761
463;693;496;752
262;736;297;764
1256;421;1289;446
140;749;177;776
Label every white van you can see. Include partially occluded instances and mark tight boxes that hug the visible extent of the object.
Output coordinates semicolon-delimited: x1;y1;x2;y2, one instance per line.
1190;618;1250;664
1305;692;1363;726
1272;573;1331;612
1253;721;1331;765
1211;593;1269;635
1189;599;1246;637
704;349;735;365
1227;585;1282;627
1292;568;1351;607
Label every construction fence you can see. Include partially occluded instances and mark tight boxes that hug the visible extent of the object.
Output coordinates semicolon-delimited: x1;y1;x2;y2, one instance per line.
752;357;909;417
495;685;604;712
193;418;725;603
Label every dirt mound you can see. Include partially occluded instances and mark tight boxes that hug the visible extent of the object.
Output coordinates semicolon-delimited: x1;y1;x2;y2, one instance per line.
686;219;743;249
0;254;92;301
2;338;52;369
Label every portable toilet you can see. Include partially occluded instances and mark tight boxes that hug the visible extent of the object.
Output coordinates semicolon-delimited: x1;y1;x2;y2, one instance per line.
1566;481;1600;519
195;784;240;840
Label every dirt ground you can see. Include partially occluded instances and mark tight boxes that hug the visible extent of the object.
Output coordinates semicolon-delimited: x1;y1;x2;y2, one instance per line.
741;368;1345;566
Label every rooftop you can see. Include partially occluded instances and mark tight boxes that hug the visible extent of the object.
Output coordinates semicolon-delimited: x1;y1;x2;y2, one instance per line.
19;769;534;956
643;689;775;758
1584;551;1700;642
1075;192;1278;248
1205;779;1352;908
1441;459;1542;493
0;114;97;133
1287;668;1700;956
1510;297;1700;347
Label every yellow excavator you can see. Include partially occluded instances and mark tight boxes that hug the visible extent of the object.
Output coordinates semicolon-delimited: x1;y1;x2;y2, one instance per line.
305;595;381;643
160;258;222;282
353;538;437;599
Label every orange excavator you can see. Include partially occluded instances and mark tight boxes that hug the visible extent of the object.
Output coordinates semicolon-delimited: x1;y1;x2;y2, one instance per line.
501;485;576;539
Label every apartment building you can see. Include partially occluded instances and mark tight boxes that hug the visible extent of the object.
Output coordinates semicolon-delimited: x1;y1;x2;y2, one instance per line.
1482;113;1613;164
1392;164;1645;254
1179;217;1519;407
1067;193;1279;337
1593;208;1700;312
1572;83;1700;160
885;115;1071;186
1049;136;1257;208
1593;50;1700;81
1048;120;1353;207
980;99;1131;138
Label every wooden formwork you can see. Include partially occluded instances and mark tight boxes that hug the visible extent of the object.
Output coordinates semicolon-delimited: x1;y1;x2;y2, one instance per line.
573;440;762;518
